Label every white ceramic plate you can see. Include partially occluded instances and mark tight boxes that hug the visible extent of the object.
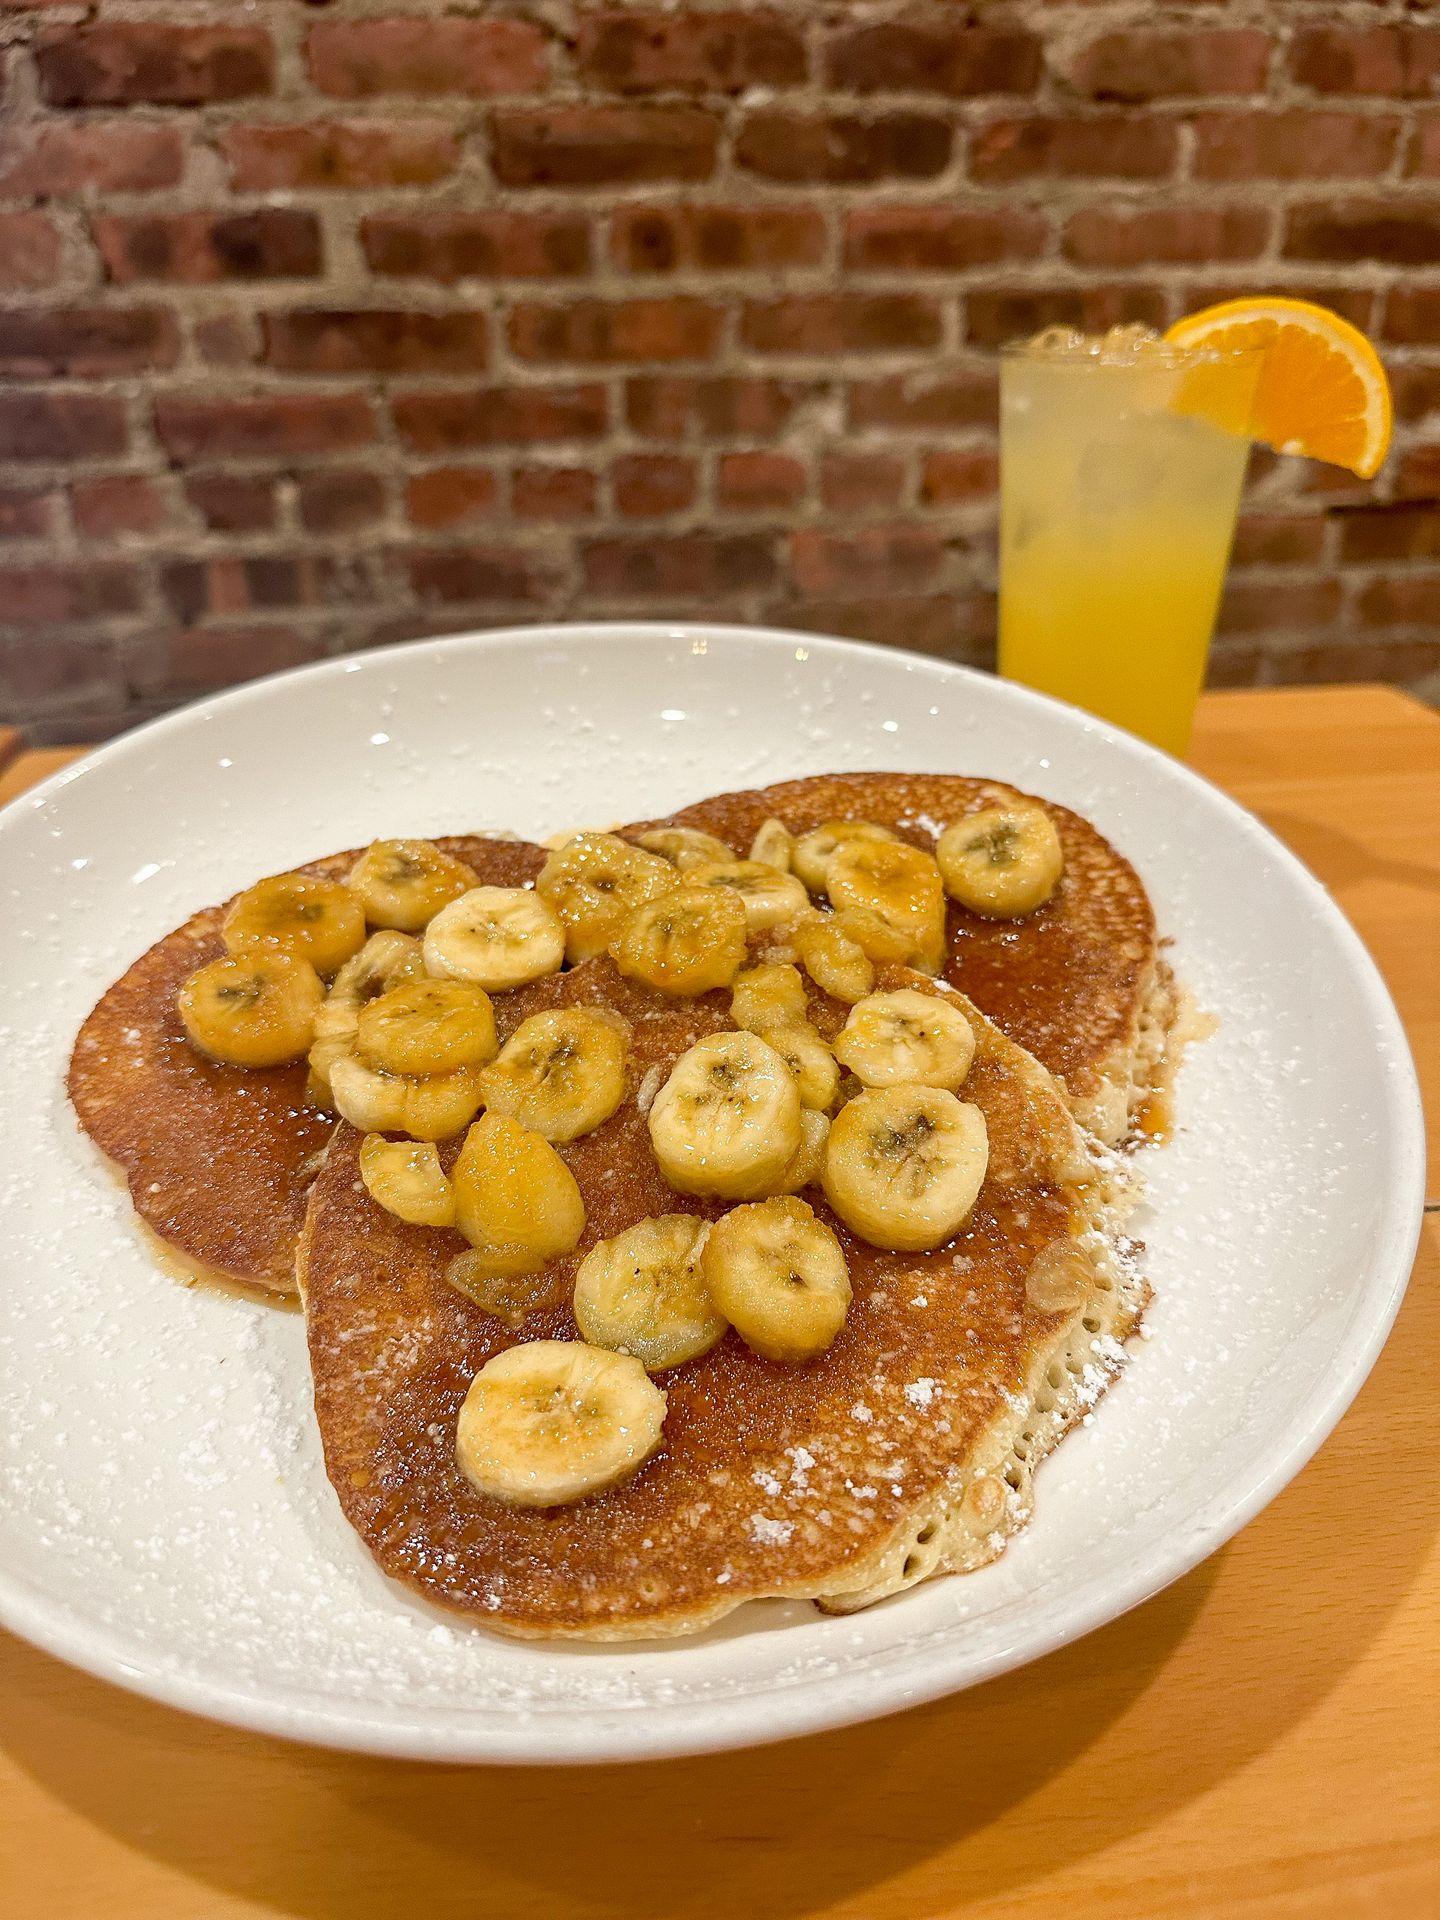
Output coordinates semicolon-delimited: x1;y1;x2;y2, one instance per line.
0;624;1424;1765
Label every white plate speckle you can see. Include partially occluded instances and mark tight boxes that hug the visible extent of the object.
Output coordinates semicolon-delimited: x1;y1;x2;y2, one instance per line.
0;623;1424;1763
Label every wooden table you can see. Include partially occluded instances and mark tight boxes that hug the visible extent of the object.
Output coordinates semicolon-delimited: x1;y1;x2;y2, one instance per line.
1;685;1436;1919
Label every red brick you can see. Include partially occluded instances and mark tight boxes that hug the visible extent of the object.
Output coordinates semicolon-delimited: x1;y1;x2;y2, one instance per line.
716;451;805;513
967;286;1166;348
37;25;272;106
612;453;698;517
824;23;1040;97
510;297;720;365
308;19;547;99
626;376;810;441
1249;637;1440;685
161;555;334;623
1393;363;1440;422
971;115;1176;183
789;527;946;596
1231;515;1327;567
818;452;906;513
155;392;374;462
1285;201;1440;266
1191;111;1400;181
1064;206;1268;267
765;595;994;664
194;315;260;368
404;546;554;605
1070;30;1269;103
1355;576;1440;626
0;634;125;716
0;486;55;541
393;385;608;451
1382;288;1440;345
742;294;941;356
510;467;594;522
1185;280;1375;331
0;562;141;623
362;212;589;281
264;309;488;375
1217;580;1344;635
1335;504;1440;563
184;474;276;533
736;112;951;183
920;450;998;505
493;107;718;187
584;533;775;598
847;369;996;432
94;210;321;284
144;625;325;697
405;468;501;529
0;212;61;290
0;308;179;379
1291;26;1440;99
221;121;456;190
577;11;806;93
297;468;386;534
70;474;167;538
845;206;1044;272
1395;444;1440;495
0;392;127;462
614;204;825;273
0;122;182;196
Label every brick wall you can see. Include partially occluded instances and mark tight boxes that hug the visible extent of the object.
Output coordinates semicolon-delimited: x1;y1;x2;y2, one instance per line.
2;1;1438;740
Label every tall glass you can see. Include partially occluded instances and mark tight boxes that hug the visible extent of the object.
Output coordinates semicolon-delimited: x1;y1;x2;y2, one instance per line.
998;340;1261;757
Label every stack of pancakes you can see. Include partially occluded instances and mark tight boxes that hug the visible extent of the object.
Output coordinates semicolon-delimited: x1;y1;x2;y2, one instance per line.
68;774;1173;1640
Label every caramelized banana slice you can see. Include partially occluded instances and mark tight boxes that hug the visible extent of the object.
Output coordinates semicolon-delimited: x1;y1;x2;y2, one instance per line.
449;1111;585;1270
356;977;498;1076
648;1030;802;1200
772;1108;830;1195
730;961;809;1034
476;1006;628;1144
688;859;810;937
792;914;875;1005
329;1054;484;1142
762;1020;839;1112
424;886;565;991
822;1084;988;1252
633;826;736;869
222;872;366;977
537;833;677;964
572;1214;727;1371
833;988;976;1091
308;930;425;1102
178;951;323;1068
832;905;915;964
347;838;477;932
826;839;946;976
791;819;897;895
749;817;795;872
702;1197;851;1364
358;1135;455;1227
610;884;747;996
937;805;1064;919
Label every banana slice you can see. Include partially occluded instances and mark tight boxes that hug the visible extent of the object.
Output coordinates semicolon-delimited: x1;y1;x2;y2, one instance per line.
937;805;1064;919
222;872;367;977
309;930;425;1101
687;859;810;937
833;988;976;1091
446;1250;553;1328
701;1197;851;1363
329;1054;484;1142
822;1085;988;1252
762;1020;839;1112
476;1006;628;1144
356;977;498;1076
456;1341;666;1508
792;914;875;1005
791;819;897;895
450;1111;585;1269
833;905;915;964
633;826;736;869
424;886;565;991
572;1214;727;1371
358;1134;455;1227
749;817;794;872
610;884;747;996
536;833;676;964
730;961;809;1034
773;1108;830;1194
648;1030;802;1200
346;838;478;932
177;951;323;1068
1025;1240;1096;1316
826;839;946;976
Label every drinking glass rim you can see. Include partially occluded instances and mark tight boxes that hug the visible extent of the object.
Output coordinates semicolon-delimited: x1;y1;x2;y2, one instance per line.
999;338;1264;370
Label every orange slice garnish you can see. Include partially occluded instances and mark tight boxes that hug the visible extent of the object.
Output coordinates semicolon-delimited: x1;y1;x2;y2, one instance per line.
1166;297;1392;478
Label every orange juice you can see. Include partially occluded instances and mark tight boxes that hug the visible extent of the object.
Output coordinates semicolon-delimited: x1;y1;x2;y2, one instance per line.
998;338;1260;757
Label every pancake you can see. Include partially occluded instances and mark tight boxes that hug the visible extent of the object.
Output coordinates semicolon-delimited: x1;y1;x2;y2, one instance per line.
299;956;1145;1639
625;773;1174;1145
67;835;545;1300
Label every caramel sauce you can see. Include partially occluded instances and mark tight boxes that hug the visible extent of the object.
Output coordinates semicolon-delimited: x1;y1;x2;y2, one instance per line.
1135;1089;1172;1143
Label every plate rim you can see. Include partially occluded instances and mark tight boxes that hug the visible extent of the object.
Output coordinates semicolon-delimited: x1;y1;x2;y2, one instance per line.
0;620;1426;1765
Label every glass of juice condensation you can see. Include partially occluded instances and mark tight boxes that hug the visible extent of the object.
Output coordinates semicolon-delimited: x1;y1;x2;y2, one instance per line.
998;327;1263;757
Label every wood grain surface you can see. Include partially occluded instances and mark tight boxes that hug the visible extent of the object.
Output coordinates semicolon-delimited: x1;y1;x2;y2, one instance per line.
1;684;1436;1920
